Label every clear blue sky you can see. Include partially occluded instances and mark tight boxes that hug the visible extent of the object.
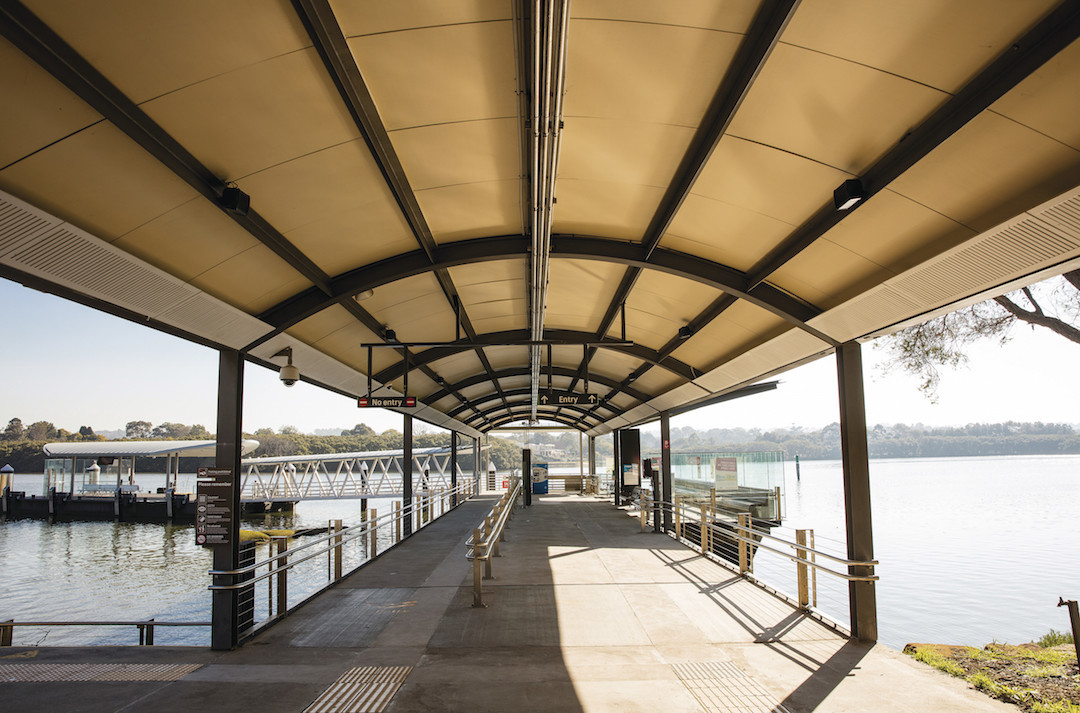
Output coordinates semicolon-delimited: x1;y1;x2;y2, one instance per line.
2;277;1077;437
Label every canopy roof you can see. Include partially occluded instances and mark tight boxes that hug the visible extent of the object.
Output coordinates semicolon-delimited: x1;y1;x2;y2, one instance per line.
43;440;261;458
2;1;1079;437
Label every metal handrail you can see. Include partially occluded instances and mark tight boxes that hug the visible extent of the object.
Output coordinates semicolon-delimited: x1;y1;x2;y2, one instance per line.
209;482;471;591
466;476;522;607
0;619;209;647
652;496;878;582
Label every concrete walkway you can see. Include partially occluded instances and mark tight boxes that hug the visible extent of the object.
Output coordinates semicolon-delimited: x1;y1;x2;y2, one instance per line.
0;494;1012;712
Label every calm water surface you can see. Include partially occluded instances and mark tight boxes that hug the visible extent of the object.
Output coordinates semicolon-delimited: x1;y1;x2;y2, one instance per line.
2;455;1078;650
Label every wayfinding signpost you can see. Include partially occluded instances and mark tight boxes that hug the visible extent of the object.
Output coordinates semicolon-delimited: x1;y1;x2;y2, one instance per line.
196;467;234;546
538;390;597;406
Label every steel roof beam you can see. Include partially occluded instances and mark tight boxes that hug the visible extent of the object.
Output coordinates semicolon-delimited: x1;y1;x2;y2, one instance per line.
465;403;596;431
372;329;699;384
292;0;511;418
484;412;589;431
426;366;652;404
0;1;333;298
448;388;618;420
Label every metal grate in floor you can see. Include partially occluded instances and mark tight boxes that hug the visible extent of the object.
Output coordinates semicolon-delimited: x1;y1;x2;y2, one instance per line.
0;663;202;682
672;661;791;713
303;666;412;713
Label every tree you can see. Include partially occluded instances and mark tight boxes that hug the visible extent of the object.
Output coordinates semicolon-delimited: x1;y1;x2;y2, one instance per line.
26;420;57;441
78;425;95;438
279;425;299;435
152;422;192;439
342;423;375;436
3;418;23;441
188;424;212;439
125;420;153;439
877;271;1080;399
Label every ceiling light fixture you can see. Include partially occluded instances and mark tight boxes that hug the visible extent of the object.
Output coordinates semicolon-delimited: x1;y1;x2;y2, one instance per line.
678;326;693;340
383;327;397;342
356;289;374;301
219;185;251;216
833;179;865;211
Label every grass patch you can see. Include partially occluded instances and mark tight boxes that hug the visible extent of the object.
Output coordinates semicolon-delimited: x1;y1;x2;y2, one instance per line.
913;648;966;677
1030;700;1080;713
1023;664;1067;679
1038;630;1075;648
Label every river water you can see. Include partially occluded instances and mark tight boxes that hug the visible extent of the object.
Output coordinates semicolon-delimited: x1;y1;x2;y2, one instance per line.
1;455;1078;650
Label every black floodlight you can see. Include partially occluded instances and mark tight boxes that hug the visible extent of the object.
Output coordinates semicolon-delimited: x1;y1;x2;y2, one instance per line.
383;328;397;342
833;179;865;211
678;326;693;340
219;185;251;216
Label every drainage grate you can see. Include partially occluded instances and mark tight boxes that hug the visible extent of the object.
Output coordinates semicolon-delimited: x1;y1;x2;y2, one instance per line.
672;662;791;713
0;663;202;682
303;666;412;713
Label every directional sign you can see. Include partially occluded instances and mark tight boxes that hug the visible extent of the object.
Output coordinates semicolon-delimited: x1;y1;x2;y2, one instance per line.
358;396;416;408
538;390;598;406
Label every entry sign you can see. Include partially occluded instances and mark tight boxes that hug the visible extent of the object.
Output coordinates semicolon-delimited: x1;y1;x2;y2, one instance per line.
538;390;598;406
195;468;234;547
358;396;416;408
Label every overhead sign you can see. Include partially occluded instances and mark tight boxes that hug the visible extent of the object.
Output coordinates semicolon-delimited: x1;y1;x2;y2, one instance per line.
538;390;598;406
195;468;234;547
358;396;416;408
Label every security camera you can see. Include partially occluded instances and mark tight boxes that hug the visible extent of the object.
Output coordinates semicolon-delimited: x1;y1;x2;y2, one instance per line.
279;363;300;387
272;347;300;387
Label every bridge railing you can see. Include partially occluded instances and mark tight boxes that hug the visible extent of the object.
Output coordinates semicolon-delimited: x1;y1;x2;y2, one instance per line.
208;480;474;643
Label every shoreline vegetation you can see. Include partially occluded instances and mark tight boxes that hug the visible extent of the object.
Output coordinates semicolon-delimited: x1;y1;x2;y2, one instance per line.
1;419;1078;474
906;633;1078;713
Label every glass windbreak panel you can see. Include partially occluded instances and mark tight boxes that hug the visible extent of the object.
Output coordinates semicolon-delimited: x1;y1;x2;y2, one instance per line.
43;458;72;493
648;451;785;522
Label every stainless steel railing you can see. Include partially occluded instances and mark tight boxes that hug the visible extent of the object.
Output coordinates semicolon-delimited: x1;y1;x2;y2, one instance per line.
638;494;877;613
208;481;474;641
465;476;522;607
0;619;208;647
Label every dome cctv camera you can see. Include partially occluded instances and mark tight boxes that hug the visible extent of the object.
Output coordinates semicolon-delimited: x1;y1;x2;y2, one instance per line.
279;363;300;387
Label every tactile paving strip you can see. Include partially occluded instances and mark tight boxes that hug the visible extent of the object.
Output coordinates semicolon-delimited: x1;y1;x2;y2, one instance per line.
0;663;202;682
672;662;791;713
303;666;412;713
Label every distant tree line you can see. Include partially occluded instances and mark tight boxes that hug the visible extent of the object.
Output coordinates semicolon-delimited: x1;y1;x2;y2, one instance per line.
643;421;1080;460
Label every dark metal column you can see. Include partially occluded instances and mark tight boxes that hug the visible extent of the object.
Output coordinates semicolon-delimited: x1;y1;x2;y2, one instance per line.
450;430;458;506
836;341;878;642
612;429;621;506
211;349;243;651
473;437;480;496
403;414;413;538
522;448;532;507
588;436;596;477
660;412;673;533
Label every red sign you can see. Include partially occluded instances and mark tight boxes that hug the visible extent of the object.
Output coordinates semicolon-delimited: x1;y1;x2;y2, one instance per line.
358;396;416;408
502;480;509;489
663;439;670;450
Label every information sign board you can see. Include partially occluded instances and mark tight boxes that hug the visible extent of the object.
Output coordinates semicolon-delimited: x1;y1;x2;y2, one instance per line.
195;467;234;546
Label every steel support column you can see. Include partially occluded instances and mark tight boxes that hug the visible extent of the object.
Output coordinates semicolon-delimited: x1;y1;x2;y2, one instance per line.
523;448;532;507
211;349;243;651
403;414;413;537
660;412;673;533
473;437;480;497
612;429;621;506
836;341;878;642
588;435;596;477
450;430;458;506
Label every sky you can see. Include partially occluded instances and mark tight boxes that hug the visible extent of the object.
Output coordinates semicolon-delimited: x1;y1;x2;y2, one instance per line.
2;277;1078;438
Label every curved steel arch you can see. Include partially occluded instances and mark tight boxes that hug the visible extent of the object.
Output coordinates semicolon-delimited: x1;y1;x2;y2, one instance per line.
469;406;594;431
427;366;652;404
465;396;605;425
448;388;618;421
252;234;826;345
373;329;698;384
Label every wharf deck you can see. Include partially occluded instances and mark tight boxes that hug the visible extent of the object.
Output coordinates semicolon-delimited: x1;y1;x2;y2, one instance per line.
0;494;1011;712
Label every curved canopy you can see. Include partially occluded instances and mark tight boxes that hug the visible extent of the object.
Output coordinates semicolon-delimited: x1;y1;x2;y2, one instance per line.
43;440;261;458
2;1;1079;437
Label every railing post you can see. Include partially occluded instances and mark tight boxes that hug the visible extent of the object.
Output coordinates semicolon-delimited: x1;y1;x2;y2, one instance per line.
393;501;402;543
274;536;288;617
738;513;750;574
675;497;682;538
331;519;343;581
369;508;378;557
145;619;155;646
472;528;485;607
699;504;709;555
484;516;494;577
796;529;809;609
0;620;12;646
640;497;647;532
810;529;817;607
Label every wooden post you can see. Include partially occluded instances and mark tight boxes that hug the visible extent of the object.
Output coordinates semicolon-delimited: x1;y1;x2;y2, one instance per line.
738;513;750;574
274;537;288;617
796;529;809;609
699;504;709;555
369;508;378;557
393;501;401;542
1;620;13;646
640;498;647;532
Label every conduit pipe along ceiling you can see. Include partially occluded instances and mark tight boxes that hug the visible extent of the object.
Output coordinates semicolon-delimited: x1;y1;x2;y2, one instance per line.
1;1;1079;437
